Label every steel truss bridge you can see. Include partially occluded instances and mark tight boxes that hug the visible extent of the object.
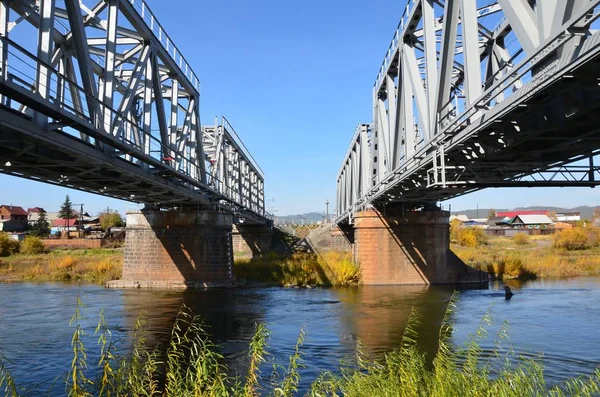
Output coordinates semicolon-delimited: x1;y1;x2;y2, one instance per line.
337;0;600;223
0;0;268;223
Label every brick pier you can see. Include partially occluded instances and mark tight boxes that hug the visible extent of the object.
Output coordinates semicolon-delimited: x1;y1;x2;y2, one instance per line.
354;209;487;285
109;209;235;288
232;224;273;259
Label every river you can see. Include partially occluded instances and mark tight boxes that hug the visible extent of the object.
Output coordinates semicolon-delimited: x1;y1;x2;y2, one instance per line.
0;278;599;395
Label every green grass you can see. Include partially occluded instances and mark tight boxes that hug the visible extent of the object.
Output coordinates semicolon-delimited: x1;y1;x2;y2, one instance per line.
1;299;599;396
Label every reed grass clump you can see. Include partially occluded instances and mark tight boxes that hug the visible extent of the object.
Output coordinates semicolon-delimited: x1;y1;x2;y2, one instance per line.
234;251;359;287
2;299;599;396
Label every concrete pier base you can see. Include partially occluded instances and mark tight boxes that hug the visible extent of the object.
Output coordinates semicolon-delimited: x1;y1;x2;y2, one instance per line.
354;209;487;285
108;209;235;288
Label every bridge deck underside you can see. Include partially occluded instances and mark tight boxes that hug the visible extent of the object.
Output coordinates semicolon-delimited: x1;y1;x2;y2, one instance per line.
370;53;600;208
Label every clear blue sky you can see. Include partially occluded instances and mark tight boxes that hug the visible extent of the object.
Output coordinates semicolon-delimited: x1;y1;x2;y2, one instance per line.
2;0;600;216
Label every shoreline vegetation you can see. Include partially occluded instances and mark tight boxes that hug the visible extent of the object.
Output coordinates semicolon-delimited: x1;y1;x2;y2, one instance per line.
450;221;600;280
3;224;600;285
233;251;359;287
1;300;599;396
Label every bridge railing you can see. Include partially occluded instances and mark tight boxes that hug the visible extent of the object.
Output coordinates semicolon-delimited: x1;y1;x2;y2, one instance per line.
127;0;200;94
0;36;271;218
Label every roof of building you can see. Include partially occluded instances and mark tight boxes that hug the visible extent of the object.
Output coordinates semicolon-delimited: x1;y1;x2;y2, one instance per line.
450;214;469;222
0;205;28;216
512;214;554;225
487;216;511;225
496;210;548;218
27;207;45;214
51;218;79;227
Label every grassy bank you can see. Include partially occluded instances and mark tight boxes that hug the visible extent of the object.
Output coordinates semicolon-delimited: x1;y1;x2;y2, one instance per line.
234;251;359;287
0;248;123;284
452;234;600;279
2;301;599;396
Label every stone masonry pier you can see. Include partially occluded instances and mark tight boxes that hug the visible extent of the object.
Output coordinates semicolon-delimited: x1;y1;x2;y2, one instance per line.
353;209;487;285
109;209;235;288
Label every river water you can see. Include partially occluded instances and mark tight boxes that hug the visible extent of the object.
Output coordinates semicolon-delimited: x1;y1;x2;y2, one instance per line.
0;278;599;395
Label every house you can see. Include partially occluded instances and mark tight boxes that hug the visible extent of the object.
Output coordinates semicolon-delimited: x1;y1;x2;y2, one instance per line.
51;218;80;233
27;207;46;225
510;214;554;229
555;212;581;222
0;205;28;232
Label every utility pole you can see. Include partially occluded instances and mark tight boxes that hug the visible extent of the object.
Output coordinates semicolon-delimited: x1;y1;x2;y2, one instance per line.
72;203;85;233
325;200;330;223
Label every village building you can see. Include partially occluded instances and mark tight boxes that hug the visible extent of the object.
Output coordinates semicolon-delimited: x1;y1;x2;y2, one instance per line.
0;205;28;232
555;212;581;222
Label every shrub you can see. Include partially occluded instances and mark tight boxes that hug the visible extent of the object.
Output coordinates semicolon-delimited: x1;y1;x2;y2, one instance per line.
99;212;124;230
20;236;46;255
554;228;590;250
513;232;529;246
0;233;20;256
449;219;461;242
456;228;488;247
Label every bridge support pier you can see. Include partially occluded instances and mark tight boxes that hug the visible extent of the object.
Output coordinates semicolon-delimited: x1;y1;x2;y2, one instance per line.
354;209;487;285
232;224;273;259
111;209;236;288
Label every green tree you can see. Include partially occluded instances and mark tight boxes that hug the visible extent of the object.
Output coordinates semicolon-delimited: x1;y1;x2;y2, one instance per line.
30;209;50;237
58;195;75;233
100;211;124;230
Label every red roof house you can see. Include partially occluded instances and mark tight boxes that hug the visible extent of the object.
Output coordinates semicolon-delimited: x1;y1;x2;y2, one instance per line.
495;210;548;218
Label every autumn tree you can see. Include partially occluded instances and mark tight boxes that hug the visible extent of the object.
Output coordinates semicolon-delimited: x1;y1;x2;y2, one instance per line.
100;211;124;230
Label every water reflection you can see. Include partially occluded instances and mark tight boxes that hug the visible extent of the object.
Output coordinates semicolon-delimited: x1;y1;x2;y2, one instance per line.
333;285;453;360
0;278;598;394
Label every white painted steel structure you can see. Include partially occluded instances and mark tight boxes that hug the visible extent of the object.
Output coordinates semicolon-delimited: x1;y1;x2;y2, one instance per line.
0;0;268;222
338;0;600;223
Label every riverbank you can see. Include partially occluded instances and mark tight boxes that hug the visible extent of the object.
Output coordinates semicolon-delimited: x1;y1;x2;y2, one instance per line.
452;235;600;279
0;248;122;284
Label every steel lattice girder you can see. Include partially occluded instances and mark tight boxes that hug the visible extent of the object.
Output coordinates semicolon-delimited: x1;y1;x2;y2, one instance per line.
0;0;268;221
337;0;600;223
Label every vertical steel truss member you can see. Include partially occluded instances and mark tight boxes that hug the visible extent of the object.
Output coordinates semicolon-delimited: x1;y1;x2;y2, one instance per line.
336;0;600;222
202;117;265;215
0;0;267;219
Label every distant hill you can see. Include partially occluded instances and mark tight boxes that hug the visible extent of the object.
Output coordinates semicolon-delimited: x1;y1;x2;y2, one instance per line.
453;206;599;220
277;212;326;222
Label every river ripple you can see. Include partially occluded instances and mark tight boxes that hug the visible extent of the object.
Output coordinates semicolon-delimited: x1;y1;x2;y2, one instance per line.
0;278;599;394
